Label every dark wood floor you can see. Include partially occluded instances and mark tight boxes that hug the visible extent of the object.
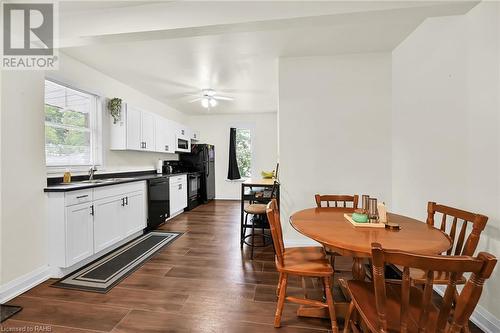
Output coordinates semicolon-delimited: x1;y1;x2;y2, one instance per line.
2;200;483;332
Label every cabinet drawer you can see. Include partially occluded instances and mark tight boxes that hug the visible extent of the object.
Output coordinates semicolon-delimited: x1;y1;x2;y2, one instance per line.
65;189;93;207
94;181;145;201
170;175;186;184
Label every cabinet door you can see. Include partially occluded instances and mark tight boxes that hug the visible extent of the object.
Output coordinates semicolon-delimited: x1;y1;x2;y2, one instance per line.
93;196;125;253
154;116;164;153
179;178;188;210
141;111;155;151
126;106;142;150
123;191;146;237
169;182;180;214
163;119;176;153
65;202;94;267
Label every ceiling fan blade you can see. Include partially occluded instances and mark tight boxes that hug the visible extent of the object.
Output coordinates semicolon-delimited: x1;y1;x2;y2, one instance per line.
188;97;202;103
214;95;234;101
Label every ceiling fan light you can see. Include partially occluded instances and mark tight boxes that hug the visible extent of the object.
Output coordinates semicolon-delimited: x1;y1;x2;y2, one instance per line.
209;98;217;107
204;89;216;97
201;98;209;108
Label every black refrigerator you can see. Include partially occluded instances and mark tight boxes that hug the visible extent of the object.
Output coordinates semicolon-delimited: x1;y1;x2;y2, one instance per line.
180;144;215;202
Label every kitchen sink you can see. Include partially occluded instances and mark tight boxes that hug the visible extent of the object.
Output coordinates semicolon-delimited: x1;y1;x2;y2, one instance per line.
80;179;111;184
59;177;135;186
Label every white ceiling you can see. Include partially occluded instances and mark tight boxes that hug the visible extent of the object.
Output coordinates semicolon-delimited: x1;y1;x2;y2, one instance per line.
60;1;478;114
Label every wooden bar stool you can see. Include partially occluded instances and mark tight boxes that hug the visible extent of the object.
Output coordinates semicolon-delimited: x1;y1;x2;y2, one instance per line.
266;199;339;332
241;181;278;259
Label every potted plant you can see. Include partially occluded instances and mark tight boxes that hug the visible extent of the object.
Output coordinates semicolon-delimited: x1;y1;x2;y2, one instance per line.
108;98;122;124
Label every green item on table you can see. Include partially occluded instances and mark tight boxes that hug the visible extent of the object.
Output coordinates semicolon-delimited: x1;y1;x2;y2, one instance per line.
352;212;368;223
261;171;274;179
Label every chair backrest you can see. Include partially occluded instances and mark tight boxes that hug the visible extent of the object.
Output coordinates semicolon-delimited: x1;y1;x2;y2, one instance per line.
266;199;284;266
371;243;496;333
315;194;359;210
426;202;488;256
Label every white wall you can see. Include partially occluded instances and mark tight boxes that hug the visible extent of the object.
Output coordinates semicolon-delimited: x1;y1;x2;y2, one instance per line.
278;53;392;244
48;52;189;173
188;113;278;200
1;71;48;285
392;1;500;326
0;52;190;289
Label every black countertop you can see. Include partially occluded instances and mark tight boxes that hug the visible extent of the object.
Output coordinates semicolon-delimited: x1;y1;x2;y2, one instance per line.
44;171;192;192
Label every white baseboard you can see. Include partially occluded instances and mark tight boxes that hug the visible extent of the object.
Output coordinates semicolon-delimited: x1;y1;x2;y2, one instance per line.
283;238;321;247
434;285;500;332
0;265;52;304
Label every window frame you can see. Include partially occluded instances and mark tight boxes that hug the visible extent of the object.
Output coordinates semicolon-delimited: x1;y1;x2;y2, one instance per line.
228;123;255;181
44;78;103;174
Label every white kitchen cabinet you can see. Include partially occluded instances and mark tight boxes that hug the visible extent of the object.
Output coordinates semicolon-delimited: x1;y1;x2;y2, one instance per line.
154;116;175;153
123;190;146;237
169;175;187;214
110;102;197;155
141;111;155;151
47;181;147;272
125;105;142;150
191;130;200;142
111;104;155;151
65;202;94;267
93;195;125;253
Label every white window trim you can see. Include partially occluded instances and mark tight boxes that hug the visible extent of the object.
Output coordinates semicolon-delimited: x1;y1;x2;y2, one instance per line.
44;78;103;174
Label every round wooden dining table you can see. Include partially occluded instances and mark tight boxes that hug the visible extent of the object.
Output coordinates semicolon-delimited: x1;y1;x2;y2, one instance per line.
290;207;452;281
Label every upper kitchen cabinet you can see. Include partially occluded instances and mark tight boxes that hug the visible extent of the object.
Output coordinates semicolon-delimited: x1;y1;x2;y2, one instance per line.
173;121;191;153
191;130;200;142
154;115;175;154
110;102;196;154
110;103;155;152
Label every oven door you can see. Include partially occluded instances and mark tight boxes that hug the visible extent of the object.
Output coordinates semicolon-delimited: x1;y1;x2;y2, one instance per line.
188;174;200;199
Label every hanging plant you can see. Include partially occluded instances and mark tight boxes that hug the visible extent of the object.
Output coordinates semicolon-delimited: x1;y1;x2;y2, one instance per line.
108;98;122;124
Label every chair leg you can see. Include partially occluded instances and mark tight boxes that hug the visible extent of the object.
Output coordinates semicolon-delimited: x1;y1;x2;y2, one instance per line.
323;276;339;333
301;276;308;299
344;301;355;333
274;273;288;328
276;272;283;297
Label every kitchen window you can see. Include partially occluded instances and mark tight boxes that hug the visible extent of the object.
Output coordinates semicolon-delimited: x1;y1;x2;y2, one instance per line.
235;128;252;178
44;80;101;168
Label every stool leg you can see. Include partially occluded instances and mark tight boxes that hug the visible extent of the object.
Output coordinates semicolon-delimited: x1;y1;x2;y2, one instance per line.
250;215;255;260
241;213;248;249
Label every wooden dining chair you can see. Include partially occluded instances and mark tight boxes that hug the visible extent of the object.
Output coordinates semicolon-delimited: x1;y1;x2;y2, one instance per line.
266;199;339;332
342;243;497;333
315;194;359;209
404;202;489;285
315;194;359;273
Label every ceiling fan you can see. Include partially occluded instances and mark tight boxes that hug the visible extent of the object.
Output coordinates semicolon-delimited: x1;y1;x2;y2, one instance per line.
188;89;234;109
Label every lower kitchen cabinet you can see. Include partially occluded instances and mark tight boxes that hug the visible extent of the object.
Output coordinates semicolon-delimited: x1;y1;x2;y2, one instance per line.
47;181;147;270
65;202;94;267
93;195;125;253
123;191;146;237
169;175;187;214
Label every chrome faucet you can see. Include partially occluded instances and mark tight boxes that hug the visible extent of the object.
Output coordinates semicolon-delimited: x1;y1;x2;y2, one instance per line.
88;165;97;180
